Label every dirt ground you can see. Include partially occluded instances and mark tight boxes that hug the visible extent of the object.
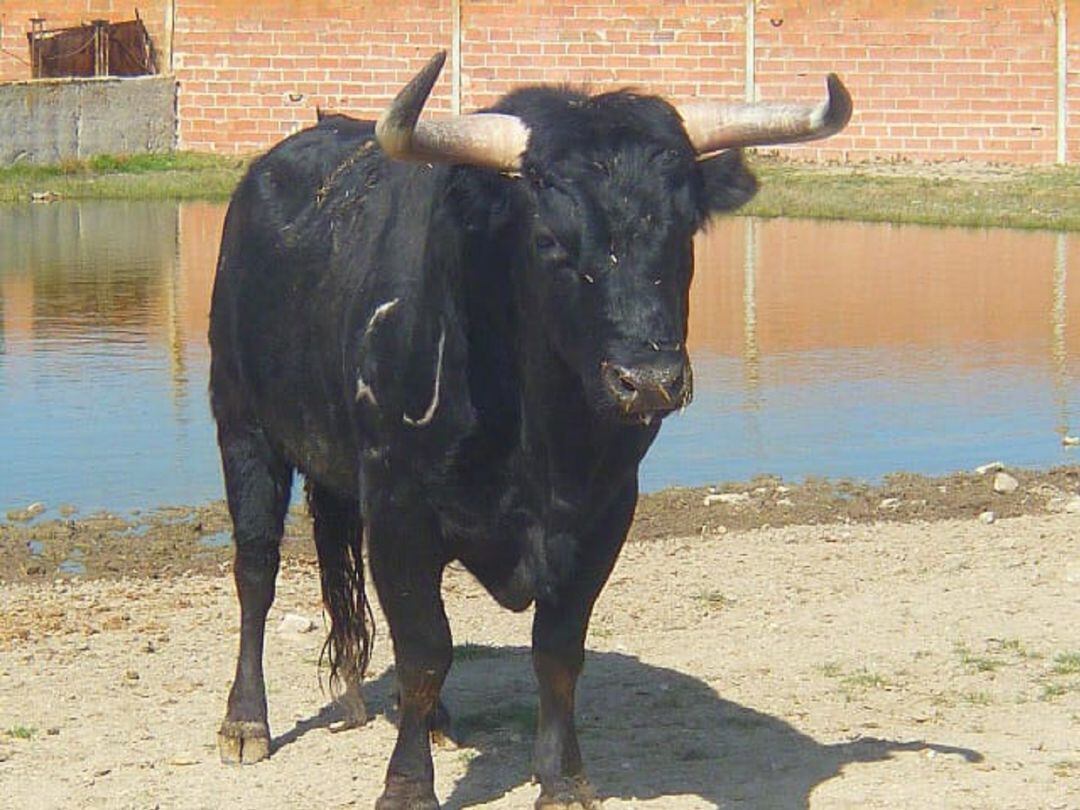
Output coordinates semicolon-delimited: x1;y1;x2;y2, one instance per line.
1;469;1079;808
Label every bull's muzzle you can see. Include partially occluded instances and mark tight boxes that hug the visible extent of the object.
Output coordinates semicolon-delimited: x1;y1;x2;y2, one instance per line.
601;355;691;420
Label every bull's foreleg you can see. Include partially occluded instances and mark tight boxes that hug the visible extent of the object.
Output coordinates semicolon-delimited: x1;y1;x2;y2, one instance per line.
367;483;451;810
531;482;638;810
216;424;293;764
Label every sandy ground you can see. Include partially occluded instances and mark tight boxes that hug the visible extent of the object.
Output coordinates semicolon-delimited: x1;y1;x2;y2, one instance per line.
1;506;1078;809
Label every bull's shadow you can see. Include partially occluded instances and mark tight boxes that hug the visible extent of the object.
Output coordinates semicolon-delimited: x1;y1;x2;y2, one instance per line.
275;645;981;809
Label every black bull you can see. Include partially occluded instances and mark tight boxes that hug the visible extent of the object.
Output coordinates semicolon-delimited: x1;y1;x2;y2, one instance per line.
208;52;850;809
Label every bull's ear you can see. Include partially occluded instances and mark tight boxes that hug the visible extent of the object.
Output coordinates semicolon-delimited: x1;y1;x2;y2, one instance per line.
699;148;758;214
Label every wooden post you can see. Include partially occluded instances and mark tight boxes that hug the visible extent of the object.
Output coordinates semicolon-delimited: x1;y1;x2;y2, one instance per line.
92;19;109;77
29;17;46;79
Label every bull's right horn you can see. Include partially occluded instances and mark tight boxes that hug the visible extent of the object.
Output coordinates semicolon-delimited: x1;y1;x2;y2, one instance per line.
376;50;530;172
678;74;853;155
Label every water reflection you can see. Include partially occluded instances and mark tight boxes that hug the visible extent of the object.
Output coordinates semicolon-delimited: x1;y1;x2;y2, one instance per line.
646;218;1080;489
0;202;221;513
0;202;1077;512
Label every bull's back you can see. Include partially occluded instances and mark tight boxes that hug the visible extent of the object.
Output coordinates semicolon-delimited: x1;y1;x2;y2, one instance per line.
209;116;377;493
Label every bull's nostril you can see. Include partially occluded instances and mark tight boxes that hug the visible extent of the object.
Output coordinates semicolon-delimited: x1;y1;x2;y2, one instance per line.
617;374;637;395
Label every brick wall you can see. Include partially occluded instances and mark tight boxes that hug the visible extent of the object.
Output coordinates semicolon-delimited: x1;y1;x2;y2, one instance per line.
173;0;453;151
0;1;1074;163
461;2;746;109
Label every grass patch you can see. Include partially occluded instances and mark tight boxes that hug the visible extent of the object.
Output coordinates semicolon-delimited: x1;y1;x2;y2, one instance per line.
818;661;844;679
454;642;503;662
5;725;35;740
1053;759;1080;778
954;642;1016;674
1;151;1077;233
745;157;1080;232
0;151;246;202
841;669;892;691
1040;682;1072;701
696;590;734;610
1052;652;1080;675
456;702;535;738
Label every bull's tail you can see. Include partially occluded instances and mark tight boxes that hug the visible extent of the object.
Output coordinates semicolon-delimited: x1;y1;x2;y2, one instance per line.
308;485;375;703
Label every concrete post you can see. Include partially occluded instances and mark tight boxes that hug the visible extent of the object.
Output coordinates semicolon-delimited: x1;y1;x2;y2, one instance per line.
745;0;756;103
1057;0;1068;164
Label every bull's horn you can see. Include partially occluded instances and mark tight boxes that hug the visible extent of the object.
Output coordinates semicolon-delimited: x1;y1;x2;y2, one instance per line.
376;50;530;172
678;74;852;155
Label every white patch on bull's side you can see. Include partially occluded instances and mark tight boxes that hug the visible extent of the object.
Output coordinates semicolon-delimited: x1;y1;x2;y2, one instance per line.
355;373;378;407
403;326;446;428
364;298;400;338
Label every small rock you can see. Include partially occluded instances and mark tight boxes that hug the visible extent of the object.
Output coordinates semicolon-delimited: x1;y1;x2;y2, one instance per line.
58;504;78;517
46;727;60;736
279;613;315;634
1062;435;1080;447
124;669;140;682
979;511;996;525
974;461;1005;475
993;472;1019;494
878;497;901;510
703;492;751;507
168;754;199;766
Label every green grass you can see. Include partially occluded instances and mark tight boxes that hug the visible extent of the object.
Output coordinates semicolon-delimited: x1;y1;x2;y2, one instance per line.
1;150;1078;232
841;669;892;691
745;157;1080;232
696;590;735;610
0;151;246;202
1052;652;1080;675
1041;682;1071;700
1053;759;1080;778
456;702;535;738
5;725;35;740
453;642;503;662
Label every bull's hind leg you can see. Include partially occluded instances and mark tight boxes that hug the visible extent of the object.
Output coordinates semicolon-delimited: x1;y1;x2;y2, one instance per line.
216;423;293;764
366;478;451;810
308;482;372;729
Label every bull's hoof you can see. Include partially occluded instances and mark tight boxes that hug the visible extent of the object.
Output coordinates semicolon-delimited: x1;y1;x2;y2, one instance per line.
535;775;598;809
330;681;370;732
218;719;270;764
375;778;440;809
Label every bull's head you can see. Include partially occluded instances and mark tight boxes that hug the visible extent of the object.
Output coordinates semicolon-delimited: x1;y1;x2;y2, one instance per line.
377;52;851;425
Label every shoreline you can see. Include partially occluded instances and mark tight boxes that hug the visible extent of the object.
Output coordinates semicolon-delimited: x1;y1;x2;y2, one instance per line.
1;153;1077;232
3;465;1079;584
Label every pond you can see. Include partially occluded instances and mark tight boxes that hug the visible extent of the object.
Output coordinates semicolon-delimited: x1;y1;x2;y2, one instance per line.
1;201;1078;515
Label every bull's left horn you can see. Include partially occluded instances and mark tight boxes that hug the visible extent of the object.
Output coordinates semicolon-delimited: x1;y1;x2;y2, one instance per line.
376;50;530;172
678;74;852;155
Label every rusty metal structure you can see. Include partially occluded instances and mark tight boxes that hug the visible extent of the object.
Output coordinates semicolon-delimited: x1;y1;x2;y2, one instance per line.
27;15;157;79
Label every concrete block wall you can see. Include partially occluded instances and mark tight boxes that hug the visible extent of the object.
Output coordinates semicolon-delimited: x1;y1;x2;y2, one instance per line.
0;76;176;164
0;1;1075;163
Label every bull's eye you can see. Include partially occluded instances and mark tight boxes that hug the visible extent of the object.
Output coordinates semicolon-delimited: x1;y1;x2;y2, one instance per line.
535;233;557;251
652;147;685;170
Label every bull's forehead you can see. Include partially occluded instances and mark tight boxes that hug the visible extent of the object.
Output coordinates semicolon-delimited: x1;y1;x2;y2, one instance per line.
558;145;697;236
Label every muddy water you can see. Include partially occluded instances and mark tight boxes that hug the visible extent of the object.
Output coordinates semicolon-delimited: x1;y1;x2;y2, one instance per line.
1;202;1078;513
